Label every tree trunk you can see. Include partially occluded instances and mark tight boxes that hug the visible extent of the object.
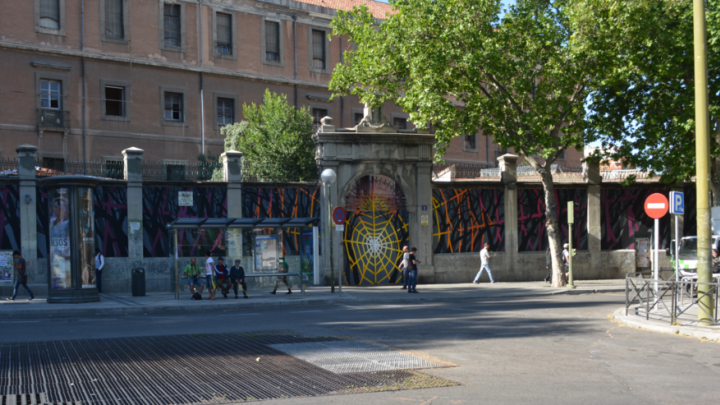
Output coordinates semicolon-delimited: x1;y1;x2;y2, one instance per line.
539;168;567;287
712;118;720;206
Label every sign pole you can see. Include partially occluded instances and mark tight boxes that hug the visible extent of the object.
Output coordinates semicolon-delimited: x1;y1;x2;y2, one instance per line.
654;217;660;297
675;214;680;283
174;228;179;300
567;201;575;289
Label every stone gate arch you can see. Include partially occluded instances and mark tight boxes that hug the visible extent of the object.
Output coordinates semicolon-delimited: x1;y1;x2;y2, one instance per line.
314;108;436;285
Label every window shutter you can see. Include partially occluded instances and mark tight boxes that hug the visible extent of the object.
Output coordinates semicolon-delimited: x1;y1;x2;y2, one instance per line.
312;30;325;69
217;13;231;45
105;0;124;39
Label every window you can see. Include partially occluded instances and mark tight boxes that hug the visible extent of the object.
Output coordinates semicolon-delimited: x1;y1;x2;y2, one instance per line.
312;108;328;130
164;92;183;121
40;80;62;110
104;0;124;39
217;98;234;127
393;117;407;131
312;30;326;70
265;21;280;61
558;149;566;160
166;163;186;181
216;12;232;55
104;86;125;117
465;133;477;150
43;157;64;171
103;160;124;179
39;0;60;29
354;112;364;126
163;3;181;47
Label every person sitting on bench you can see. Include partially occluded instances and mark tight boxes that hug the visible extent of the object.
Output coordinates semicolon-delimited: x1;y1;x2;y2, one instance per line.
230;259;249;299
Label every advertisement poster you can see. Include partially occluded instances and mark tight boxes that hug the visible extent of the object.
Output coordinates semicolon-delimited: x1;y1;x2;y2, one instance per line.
255;235;278;272
49;188;72;289
0;251;13;283
226;228;243;260
301;230;313;281
636;238;649;268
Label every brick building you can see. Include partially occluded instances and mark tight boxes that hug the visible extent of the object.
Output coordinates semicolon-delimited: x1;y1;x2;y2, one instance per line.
0;0;581;172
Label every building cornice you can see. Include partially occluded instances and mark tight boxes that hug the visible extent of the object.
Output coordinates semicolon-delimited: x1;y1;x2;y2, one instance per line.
0;40;330;90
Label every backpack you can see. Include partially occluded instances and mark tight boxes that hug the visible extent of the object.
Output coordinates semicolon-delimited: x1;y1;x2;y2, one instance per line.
192;292;202;300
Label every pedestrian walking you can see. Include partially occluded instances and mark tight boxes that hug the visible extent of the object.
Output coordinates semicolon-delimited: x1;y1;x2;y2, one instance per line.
94;248;104;293
7;250;34;301
399;246;409;289
205;250;216;300
270;258;292;295
230;259;249;299
543;247;552;283
473;242;495;284
184;257;204;297
407;247;420;293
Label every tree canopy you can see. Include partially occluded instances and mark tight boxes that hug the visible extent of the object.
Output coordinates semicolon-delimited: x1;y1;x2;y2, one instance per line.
329;0;622;286
586;0;719;193
221;90;317;182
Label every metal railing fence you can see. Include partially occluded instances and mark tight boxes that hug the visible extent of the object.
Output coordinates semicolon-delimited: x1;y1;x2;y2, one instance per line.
625;272;719;325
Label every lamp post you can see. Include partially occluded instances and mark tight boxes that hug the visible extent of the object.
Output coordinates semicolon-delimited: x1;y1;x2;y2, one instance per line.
321;168;337;293
567;201;576;289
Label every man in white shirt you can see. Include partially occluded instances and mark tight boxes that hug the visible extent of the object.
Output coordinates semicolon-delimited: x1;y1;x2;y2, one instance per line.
473;243;495;284
398;246;409;289
205;250;216;300
94;248;104;293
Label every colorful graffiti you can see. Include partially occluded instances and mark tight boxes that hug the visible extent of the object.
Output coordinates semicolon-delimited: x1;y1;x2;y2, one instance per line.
143;187;228;257
601;188;672;250
432;188;505;253
242;187;320;255
344;175;409;285
518;189;588;251
0;185;20;251
93;186;128;257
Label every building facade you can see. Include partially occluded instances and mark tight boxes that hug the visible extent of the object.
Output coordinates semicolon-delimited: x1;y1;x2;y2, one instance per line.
0;0;580;172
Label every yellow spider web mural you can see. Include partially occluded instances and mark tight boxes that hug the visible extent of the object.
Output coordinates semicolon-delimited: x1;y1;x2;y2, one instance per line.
343;175;409;285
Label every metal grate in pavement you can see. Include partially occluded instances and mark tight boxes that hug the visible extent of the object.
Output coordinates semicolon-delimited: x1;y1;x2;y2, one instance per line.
269;340;441;374
0;332;455;404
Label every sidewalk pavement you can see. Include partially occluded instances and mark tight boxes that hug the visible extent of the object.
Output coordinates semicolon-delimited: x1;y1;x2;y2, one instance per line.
614;306;720;342
0;280;624;318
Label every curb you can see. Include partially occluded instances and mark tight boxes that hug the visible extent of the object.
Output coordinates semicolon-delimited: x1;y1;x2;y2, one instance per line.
613;308;720;342
0;287;625;319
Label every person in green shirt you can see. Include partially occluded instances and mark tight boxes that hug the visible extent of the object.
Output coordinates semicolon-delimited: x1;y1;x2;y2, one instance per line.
184;257;204;296
270;258;291;295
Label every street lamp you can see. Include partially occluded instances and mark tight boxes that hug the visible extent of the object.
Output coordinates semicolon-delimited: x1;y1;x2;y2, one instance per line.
321;169;337;293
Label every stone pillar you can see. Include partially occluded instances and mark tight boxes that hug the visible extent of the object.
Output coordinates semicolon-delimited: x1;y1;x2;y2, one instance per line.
123;148;144;276
222;151;243;219
416;162;435;282
498;154;519;278
585;159;602;278
16;145;39;287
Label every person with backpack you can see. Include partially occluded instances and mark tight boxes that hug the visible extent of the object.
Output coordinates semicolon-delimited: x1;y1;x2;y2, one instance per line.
473;242;496;284
7;250;34;301
230;259;249;299
398;245;409;289
184;257;204;297
270;258;291;295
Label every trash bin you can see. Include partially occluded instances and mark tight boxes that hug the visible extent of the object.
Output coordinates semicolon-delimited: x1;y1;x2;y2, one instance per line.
132;268;146;297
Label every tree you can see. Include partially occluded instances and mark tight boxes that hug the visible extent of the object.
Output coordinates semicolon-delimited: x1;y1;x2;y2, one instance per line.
329;0;620;287
221;89;317;182
586;0;719;197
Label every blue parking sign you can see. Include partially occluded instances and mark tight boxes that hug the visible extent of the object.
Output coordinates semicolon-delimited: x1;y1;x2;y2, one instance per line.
669;191;684;215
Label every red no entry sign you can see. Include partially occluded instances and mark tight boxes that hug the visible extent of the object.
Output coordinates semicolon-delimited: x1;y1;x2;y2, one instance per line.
644;193;669;219
332;206;346;225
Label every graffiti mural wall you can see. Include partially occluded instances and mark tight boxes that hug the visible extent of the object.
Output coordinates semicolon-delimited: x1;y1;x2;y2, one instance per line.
601;188;672;250
343;175;409;285
242;187;320;255
432;188;505;253
93;186;128;257
143;187;228;257
0;185;20;252
518;189;588;252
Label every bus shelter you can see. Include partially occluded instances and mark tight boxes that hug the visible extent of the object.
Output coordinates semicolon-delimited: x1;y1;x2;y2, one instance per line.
166;217;320;299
